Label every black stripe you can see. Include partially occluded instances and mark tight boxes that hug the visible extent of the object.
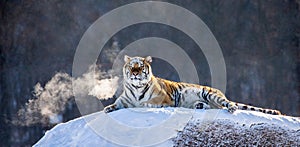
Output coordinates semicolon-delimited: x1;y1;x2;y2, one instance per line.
121;99;129;108
178;84;183;90
217;96;225;103
131;84;140;89
125;84;131;90
139;84;150;100
124;91;130;98
201;88;206;100
208;94;213;101
175;95;180;107
123;97;132;106
201;88;209;102
168;85;175;99
126;84;136;98
148;90;153;99
174;87;180;107
167;92;172;99
169;86;175;97
165;85;172;99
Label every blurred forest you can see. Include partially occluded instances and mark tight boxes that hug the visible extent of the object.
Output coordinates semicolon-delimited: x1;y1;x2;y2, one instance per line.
0;0;299;146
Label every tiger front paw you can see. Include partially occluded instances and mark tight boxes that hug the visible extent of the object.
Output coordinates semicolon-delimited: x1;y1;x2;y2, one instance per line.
104;104;118;113
141;102;163;108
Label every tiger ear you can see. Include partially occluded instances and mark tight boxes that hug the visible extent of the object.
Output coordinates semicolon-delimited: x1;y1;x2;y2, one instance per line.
124;55;131;62
145;56;152;63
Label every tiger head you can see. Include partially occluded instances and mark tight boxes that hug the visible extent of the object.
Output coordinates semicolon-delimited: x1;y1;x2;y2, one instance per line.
123;55;153;87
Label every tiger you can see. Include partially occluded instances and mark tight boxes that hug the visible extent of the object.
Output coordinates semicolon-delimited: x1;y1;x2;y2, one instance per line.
104;55;281;115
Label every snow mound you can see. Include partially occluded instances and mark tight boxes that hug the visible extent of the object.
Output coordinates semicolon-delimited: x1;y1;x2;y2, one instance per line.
34;108;300;147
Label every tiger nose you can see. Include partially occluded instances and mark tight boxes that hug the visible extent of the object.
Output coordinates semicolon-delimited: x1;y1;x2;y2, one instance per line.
132;71;139;76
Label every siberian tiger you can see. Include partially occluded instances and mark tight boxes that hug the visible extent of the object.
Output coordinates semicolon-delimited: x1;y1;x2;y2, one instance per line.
104;55;281;115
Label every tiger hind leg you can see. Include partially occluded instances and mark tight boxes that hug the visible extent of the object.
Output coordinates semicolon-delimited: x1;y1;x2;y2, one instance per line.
193;101;211;109
222;102;238;113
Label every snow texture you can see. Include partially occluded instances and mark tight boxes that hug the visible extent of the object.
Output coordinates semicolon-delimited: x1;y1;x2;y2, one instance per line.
34;108;300;147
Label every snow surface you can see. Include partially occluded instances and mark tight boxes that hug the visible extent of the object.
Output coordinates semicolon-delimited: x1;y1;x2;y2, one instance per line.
34;108;300;147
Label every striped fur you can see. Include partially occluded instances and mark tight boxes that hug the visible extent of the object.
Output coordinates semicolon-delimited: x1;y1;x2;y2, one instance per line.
104;55;281;115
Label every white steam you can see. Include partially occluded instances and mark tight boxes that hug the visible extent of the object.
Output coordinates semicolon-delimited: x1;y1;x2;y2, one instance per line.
16;66;119;126
89;77;119;99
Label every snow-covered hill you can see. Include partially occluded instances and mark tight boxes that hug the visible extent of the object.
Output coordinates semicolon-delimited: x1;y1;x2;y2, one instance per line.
34;108;300;146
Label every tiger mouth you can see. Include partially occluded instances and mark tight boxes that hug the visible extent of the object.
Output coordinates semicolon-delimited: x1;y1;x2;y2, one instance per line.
131;77;141;80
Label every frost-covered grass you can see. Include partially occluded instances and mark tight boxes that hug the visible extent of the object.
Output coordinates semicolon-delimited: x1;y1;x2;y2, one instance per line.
173;120;300;146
